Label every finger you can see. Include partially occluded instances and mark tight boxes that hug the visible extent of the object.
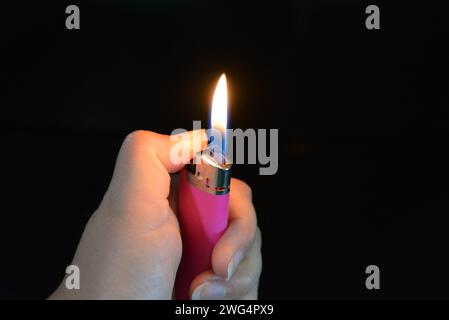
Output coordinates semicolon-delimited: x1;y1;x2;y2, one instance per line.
168;173;180;214
112;129;206;193
211;178;257;279
102;129;207;227
188;270;221;299
190;228;262;300
237;227;262;299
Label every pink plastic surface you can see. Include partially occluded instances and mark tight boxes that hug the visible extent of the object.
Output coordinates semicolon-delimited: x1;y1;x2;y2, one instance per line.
175;169;230;299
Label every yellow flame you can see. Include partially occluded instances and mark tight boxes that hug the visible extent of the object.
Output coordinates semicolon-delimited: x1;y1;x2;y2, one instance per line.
211;73;228;134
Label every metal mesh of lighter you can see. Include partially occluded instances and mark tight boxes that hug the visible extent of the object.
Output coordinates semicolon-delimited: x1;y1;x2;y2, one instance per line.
175;148;231;299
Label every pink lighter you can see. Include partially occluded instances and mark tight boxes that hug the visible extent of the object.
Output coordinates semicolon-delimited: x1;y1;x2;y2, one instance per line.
175;74;231;299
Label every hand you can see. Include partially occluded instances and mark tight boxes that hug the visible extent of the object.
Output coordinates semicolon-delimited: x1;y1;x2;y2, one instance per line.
49;130;262;300
188;178;262;300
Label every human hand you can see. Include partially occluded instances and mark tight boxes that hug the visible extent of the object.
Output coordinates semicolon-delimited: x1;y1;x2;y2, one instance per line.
49;130;262;299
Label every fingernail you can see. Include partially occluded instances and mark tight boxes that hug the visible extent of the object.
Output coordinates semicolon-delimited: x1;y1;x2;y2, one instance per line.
227;250;244;280
191;282;226;300
191;129;208;151
197;129;208;147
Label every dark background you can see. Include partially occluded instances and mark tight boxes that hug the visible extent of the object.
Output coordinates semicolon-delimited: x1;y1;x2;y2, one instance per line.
2;0;449;299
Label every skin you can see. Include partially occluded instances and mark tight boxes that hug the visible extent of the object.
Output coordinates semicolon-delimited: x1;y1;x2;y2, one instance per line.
49;129;262;300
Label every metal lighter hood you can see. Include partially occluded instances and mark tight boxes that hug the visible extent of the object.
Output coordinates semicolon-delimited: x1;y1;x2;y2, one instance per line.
186;148;231;195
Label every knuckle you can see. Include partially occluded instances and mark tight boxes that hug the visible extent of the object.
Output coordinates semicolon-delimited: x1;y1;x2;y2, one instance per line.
232;178;253;199
124;130;148;146
123;130;166;154
255;226;262;248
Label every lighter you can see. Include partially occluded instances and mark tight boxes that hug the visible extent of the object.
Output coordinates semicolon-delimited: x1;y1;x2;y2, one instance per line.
175;74;231;299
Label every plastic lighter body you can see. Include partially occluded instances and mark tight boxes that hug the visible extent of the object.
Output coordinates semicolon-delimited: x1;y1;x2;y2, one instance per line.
175;150;231;299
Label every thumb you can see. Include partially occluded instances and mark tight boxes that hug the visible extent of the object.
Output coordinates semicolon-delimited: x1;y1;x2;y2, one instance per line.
103;129;207;227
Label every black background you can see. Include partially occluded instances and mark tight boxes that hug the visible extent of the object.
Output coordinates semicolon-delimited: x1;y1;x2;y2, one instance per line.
2;0;449;299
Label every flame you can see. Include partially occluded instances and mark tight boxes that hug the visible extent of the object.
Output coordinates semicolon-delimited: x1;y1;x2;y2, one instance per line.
211;74;228;135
